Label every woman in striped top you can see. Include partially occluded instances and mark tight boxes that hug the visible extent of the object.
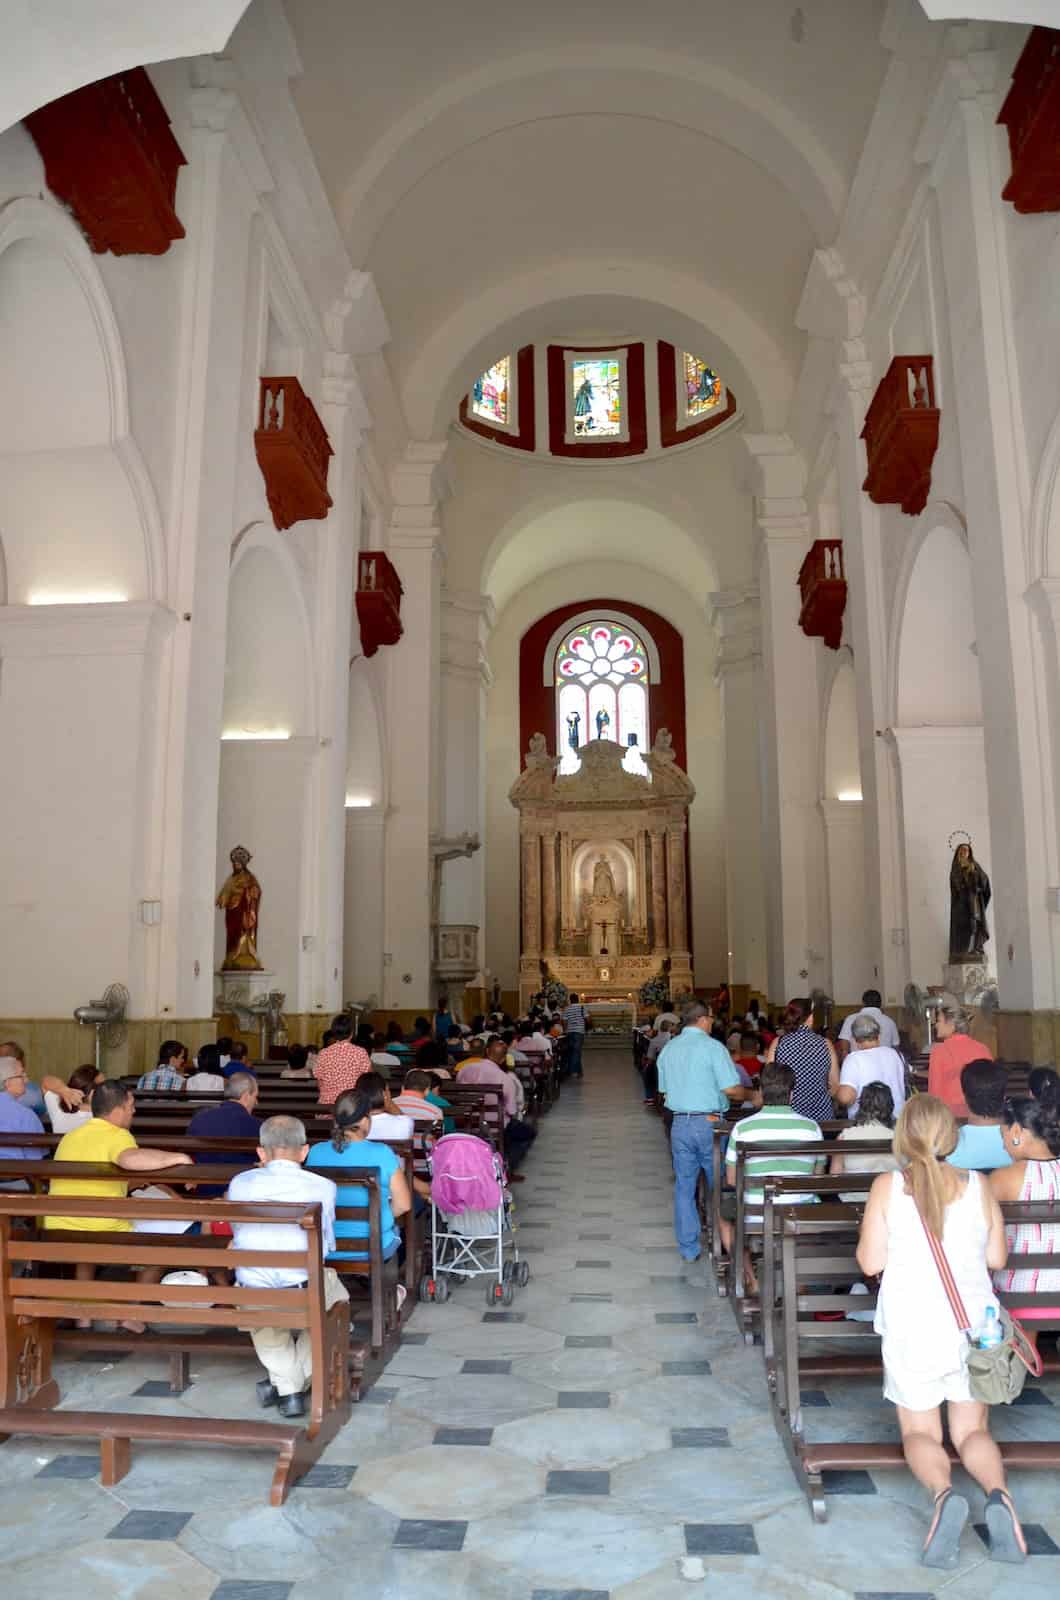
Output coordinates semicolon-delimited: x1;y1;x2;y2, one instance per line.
765;998;837;1123
990;1079;1060;1342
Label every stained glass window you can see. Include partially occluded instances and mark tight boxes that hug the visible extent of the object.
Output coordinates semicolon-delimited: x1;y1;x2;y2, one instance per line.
571;356;622;439
470;356;510;427
555;621;649;775
682;353;723;421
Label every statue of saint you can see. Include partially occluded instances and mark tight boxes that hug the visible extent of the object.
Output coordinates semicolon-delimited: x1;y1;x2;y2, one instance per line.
592;854;617;900
595;707;611;740
949;840;991;961
566;710;581;751
217;845;263;971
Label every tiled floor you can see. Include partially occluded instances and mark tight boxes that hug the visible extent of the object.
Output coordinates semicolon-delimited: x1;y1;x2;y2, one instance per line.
2;1048;1060;1598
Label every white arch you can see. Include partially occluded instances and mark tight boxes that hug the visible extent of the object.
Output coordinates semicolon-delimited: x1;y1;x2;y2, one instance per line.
346;656;388;810
886;499;970;728
339;46;846;257
570;837;640;928
0;2;251;135
821;648;862;801
1030;403;1060;583
541;608;663;687
0;197;165;602
406;264;791;440
227;521;317;737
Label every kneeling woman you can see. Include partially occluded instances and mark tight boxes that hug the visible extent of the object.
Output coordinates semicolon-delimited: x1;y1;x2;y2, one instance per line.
307;1088;412;1270
857;1094;1025;1568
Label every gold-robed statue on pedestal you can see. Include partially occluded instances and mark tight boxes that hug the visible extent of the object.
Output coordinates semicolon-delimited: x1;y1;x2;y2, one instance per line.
216;845;263;971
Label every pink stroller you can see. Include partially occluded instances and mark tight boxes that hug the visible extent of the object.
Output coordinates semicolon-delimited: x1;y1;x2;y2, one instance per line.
418;1132;530;1307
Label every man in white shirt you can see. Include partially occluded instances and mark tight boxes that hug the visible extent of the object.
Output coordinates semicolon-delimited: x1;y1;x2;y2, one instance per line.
836;1014;908;1119
227;1115;349;1418
837;989;900;1058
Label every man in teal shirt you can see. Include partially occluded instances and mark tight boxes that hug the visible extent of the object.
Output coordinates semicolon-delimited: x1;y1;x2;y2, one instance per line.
658;1001;749;1262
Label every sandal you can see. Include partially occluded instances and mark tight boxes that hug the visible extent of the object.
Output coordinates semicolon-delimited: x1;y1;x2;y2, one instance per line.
985;1488;1027;1564
922;1488;969;1569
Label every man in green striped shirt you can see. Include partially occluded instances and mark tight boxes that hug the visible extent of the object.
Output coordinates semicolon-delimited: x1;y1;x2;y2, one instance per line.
719;1062;822;1272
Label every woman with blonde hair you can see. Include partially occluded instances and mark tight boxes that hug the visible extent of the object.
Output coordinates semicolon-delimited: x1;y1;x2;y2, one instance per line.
858;1094;1025;1568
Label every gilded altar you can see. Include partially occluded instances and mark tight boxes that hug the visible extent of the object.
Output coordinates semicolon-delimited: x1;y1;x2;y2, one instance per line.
509;732;695;1007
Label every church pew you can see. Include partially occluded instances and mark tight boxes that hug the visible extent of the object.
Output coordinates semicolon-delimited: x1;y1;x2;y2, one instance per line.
0;1190;351;1504
768;1194;1060;1521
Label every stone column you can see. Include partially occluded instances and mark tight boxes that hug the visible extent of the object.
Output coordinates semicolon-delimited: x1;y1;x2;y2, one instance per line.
710;587;768;994
559;831;573;942
667;824;689;955
635;829;648;935
819;799;871;1007
438;588;494;970
650;829;668;954
521;833;541;957
745;434;822;1001
383;443;447;1007
541;830;558;956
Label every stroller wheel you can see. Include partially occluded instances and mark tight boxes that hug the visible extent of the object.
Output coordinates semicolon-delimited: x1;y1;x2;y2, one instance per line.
517;1259;531;1287
501;1280;515;1306
434;1276;451;1303
486;1282;504;1307
418;1275;437;1303
502;1260;515;1284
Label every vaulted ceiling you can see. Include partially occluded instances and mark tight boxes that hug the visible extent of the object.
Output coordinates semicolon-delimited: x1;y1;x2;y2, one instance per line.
284;0;891;432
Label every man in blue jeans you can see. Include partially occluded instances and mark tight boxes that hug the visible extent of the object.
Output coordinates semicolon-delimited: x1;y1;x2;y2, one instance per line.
658;1001;751;1262
561;993;589;1079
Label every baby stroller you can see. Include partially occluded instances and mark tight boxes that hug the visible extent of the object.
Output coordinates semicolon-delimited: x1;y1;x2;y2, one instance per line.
419;1132;531;1307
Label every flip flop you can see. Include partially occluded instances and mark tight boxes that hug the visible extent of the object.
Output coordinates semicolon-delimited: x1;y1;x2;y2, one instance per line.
985;1489;1028;1564
922;1488;969;1569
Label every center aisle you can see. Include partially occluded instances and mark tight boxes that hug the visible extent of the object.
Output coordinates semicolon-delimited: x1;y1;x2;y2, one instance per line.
315;1045;823;1596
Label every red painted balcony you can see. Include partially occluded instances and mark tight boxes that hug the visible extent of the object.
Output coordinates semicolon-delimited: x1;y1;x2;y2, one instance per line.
797;539;847;651
254;377;333;531
25;68;186;255
356;551;404;657
861;356;939;518
998;26;1060;214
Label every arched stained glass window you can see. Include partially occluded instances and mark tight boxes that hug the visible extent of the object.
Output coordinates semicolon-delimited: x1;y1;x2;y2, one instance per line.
555;621;649;776
470;356;510;427
681;353;724;424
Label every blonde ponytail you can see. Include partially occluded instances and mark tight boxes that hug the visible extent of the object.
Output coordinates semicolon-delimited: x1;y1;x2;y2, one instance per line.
892;1094;959;1238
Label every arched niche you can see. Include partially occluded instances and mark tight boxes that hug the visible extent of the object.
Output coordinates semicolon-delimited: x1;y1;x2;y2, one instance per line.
895;521;982;727
222;530;314;738
0;205;162;605
823;654;862;801
215;529;316;997
890;516;992;983
343;658;388;1006
570;837;639;932
819;652;869;1003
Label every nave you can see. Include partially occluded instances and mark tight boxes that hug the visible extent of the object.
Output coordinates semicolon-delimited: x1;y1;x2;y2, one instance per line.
3;1047;1059;1599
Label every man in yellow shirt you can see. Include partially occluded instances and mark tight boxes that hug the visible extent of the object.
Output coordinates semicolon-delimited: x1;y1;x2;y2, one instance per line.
47;1079;193;1331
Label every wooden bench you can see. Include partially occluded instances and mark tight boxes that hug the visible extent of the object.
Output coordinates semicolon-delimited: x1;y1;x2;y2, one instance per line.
0;1190;351;1504
768;1192;1060;1520
0;1153;401;1394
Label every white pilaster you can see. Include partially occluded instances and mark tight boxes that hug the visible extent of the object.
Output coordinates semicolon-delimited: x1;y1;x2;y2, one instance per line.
819;799;872;1006
710;586;768;995
745;435;821;1001
438;587;495;972
382;444;447;1006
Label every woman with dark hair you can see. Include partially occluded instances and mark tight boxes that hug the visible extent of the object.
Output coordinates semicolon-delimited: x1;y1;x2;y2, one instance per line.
305;1088;411;1262
765;997;837;1122
1028;1066;1060;1103
831;1081;900;1202
43;1063;101;1134
990;1078;1060;1343
858;1096;1023;1567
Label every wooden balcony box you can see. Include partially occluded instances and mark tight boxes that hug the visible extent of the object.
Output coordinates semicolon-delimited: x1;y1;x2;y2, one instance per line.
254;377;333;531
860;356;940;517
24;68;186;255
798;539;847;651
998;26;1060;214
356;550;404;657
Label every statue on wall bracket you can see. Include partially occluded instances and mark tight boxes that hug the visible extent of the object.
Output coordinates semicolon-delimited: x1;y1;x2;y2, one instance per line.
217;845;263;971
948;832;991;962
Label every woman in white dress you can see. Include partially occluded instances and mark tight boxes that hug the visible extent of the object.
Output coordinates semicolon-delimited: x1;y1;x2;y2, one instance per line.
858;1094;1025;1568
